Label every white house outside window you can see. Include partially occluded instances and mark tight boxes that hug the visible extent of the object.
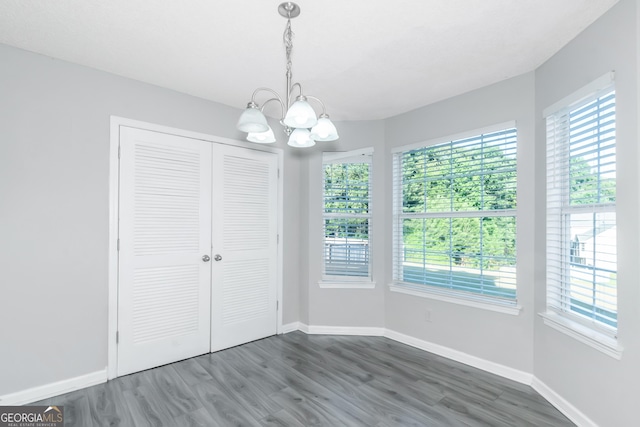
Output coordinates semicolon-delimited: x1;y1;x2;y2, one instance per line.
321;148;373;286
392;124;517;308
544;73;618;349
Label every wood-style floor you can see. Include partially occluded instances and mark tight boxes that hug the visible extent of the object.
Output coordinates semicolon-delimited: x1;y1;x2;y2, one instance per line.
33;332;574;426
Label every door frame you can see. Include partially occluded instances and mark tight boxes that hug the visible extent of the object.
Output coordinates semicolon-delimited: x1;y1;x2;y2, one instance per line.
107;116;284;380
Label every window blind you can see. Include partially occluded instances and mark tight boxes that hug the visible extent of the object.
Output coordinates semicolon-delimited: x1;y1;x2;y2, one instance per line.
323;150;372;279
546;87;617;331
392;126;517;303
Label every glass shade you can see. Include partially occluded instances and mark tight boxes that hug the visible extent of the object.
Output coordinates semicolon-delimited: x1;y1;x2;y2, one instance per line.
237;105;269;133
247;127;276;143
287;128;316;148
310;117;339;141
283;99;318;128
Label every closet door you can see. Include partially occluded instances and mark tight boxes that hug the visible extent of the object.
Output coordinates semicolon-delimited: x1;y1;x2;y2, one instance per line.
117;127;212;376
210;144;278;352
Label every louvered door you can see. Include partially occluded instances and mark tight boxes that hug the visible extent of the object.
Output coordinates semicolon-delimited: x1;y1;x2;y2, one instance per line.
210;144;278;352
117;127;212;376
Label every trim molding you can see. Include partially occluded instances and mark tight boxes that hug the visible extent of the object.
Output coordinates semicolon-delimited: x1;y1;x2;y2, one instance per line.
107;118;120;380
318;280;376;289
304;325;385;336
383;329;533;385
0;369;107;406
297;323;310;334
391;121;517;154
281;322;301;334
389;285;522;316
542;71;615;118
539;311;622;360
531;377;598;427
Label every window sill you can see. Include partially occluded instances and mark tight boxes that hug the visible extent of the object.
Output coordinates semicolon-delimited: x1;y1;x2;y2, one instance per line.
389;283;521;315
539;311;623;360
318;280;376;289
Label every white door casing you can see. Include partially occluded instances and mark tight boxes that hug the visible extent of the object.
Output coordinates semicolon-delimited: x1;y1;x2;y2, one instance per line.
210;144;279;352
117;127;212;376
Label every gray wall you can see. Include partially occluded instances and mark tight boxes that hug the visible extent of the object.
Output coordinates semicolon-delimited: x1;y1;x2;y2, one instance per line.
534;1;640;425
303;120;386;328
383;73;536;373
0;44;303;396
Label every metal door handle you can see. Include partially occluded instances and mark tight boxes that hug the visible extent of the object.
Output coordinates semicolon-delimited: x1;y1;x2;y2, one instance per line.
214;254;222;261
202;255;211;262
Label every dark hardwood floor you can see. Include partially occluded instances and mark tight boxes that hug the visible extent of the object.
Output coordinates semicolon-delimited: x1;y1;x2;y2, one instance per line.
33;332;574;426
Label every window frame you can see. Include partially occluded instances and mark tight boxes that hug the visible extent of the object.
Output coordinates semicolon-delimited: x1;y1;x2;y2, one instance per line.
390;122;520;312
320;148;374;288
543;72;620;356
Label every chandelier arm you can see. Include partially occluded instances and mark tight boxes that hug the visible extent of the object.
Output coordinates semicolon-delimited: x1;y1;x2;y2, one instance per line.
260;97;286;119
288;82;304;105
251;87;286;109
304;95;328;116
251;87;289;120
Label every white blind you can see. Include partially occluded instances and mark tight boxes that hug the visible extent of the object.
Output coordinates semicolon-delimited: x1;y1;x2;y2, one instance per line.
323;150;372;279
546;87;617;332
393;127;517;302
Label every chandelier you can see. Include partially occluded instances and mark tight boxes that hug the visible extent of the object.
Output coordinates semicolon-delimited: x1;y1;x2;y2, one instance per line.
236;2;339;147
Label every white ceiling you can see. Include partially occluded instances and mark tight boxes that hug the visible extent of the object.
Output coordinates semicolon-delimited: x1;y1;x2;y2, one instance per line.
0;0;619;121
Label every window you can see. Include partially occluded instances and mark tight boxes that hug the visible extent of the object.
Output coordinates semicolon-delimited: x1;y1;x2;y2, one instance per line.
545;75;617;337
322;148;373;284
392;124;517;307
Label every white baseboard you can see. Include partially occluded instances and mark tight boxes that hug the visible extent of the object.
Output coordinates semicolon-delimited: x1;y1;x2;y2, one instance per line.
281;322;301;334
304;325;386;336
0;369;107;406
531;377;597;427
384;329;533;385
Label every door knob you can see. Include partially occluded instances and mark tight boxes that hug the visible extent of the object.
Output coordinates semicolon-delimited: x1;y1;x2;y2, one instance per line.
202;255;211;262
214;254;222;261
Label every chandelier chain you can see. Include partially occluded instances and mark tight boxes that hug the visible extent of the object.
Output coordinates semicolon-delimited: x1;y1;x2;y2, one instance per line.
283;18;294;74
